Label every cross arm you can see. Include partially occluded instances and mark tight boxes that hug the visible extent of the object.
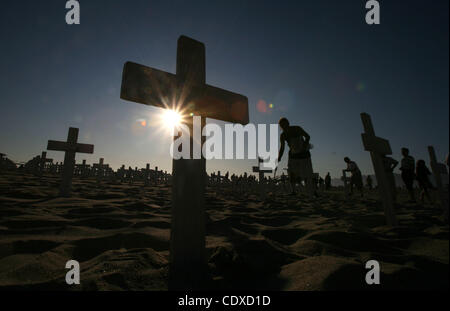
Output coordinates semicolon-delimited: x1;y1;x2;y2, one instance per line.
121;62;178;110
187;84;249;125
121;61;249;125
47;140;93;154
76;144;94;154
361;133;392;155
47;140;68;152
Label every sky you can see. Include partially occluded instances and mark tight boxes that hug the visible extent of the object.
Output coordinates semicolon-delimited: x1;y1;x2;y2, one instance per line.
0;0;448;179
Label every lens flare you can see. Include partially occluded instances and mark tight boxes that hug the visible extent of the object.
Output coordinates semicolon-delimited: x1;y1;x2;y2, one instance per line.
163;109;182;128
257;99;267;113
143;84;193;138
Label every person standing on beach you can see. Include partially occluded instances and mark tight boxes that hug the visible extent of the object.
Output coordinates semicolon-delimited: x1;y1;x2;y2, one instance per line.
325;172;331;190
416;159;433;203
277;117;315;196
343;157;364;197
399;147;416;202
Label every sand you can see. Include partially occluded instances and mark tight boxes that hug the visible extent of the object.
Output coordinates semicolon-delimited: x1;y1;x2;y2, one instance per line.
0;171;448;290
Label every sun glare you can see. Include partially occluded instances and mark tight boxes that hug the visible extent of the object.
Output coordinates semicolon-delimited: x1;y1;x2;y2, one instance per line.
162;109;183;129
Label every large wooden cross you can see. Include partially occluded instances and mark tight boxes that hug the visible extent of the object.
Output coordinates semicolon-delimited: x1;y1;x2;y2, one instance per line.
47;127;94;197
120;35;249;289
428;146;449;221
360;113;397;226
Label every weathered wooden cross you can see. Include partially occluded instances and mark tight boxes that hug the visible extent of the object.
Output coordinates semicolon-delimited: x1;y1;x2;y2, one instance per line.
120;35;249;289
428;146;449;221
360;113;397;226
47;127;94;197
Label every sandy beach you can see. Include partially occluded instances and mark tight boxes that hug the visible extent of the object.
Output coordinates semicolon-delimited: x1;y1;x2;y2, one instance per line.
0;171;447;290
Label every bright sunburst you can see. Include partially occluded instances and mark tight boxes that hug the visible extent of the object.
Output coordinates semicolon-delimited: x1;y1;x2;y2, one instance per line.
144;91;191;138
163;109;183;128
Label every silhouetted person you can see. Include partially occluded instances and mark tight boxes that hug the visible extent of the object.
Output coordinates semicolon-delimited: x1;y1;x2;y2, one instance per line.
416;159;433;203
325;172;331;190
366;175;373;190
399;148;416;202
344;157;364;197
277;117;315;196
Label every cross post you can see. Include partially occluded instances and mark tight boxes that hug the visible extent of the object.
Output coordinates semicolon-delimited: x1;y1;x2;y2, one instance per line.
361;113;397;226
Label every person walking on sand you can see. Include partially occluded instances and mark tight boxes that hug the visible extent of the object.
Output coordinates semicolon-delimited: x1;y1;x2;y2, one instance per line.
399;147;416;202
277;117;316;196
343;157;364;197
416;159;433;203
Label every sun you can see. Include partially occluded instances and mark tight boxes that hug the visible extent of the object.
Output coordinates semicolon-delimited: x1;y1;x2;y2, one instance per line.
162;109;183;129
150;97;189;137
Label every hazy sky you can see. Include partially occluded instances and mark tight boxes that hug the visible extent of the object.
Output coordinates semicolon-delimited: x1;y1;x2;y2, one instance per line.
0;0;448;178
